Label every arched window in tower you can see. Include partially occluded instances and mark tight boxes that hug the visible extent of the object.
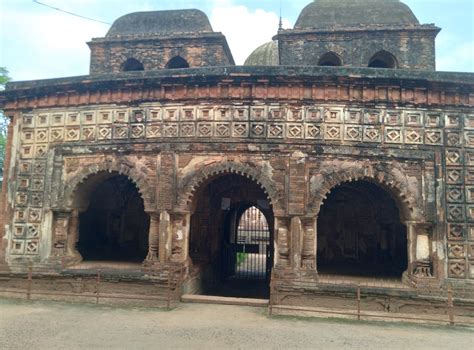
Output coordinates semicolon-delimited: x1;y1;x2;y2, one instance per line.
368;50;398;69
121;58;144;72
166;56;190;69
318;52;343;66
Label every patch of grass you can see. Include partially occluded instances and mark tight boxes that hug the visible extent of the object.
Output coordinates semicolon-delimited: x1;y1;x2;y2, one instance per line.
236;252;247;265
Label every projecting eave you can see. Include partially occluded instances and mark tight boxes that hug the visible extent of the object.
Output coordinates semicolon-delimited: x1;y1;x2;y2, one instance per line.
0;66;473;109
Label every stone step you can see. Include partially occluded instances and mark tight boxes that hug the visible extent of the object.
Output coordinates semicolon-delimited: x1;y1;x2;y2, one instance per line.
181;294;268;307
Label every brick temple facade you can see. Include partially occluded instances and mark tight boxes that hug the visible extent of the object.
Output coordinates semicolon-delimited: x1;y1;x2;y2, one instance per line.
0;0;473;301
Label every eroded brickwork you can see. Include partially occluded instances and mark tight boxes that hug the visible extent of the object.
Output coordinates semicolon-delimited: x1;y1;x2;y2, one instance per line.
0;67;472;293
89;35;234;74
0;1;473;300
278;28;438;70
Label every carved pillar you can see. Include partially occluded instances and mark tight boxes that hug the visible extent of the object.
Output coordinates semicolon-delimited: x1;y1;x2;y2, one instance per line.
290;217;303;270
170;212;190;264
145;213;159;262
52;209;82;266
301;218;317;270
158;211;172;263
407;222;433;279
52;210;71;258
0;116;15;261
413;224;433;277
274;217;290;268
64;209;82;265
274;216;317;279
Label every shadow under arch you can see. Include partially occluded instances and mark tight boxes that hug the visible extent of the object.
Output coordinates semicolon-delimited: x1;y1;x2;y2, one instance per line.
121;57;144;71
166;55;190;69
71;171;150;262
178;161;281;214
319;176;413;223
317;179;409;278
318;51;343;66
309;165;419;223
64;162;154;212
368;50;398;69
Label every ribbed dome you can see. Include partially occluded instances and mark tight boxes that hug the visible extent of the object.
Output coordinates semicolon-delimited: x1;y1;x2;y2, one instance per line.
106;9;213;37
295;0;419;30
244;41;279;66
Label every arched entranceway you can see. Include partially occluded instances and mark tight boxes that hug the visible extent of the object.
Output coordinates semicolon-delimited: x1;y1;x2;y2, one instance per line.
189;173;274;298
75;172;150;262
223;205;271;279
317;180;407;278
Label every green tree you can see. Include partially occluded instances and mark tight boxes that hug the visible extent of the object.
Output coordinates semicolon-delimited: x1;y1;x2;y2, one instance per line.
0;67;11;184
0;67;9;87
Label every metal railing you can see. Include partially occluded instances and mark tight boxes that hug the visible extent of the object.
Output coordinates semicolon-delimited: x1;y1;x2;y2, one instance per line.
0;262;186;309
268;278;474;327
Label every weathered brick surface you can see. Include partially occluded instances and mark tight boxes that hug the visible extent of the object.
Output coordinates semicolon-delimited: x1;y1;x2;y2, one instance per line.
88;9;234;74
0;3;473;299
89;35;234;74
0;67;472;294
279;0;440;70
278;28;438;70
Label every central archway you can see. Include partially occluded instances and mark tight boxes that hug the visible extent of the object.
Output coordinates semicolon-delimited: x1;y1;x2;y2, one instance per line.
317;180;407;278
189;173;274;299
75;172;150;263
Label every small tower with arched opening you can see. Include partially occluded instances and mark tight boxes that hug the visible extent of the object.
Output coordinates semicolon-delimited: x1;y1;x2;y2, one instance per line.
275;0;439;70
88;9;234;74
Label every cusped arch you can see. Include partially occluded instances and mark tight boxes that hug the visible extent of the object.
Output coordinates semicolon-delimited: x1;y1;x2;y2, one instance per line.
177;161;282;213
309;163;421;222
63;162;154;212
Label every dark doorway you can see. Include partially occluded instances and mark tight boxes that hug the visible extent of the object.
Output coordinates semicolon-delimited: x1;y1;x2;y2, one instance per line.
77;174;149;262
189;173;274;298
317;180;407;278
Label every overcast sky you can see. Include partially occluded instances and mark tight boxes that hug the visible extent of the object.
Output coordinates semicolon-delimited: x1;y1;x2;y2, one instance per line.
1;0;473;82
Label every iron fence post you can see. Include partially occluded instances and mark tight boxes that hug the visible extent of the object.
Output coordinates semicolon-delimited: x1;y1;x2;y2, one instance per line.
26;262;33;301
167;269;171;309
447;284;454;326
96;270;101;305
269;278;274;316
357;284;361;321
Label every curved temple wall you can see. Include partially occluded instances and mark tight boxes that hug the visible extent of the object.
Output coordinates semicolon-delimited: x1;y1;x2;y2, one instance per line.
0;67;473;296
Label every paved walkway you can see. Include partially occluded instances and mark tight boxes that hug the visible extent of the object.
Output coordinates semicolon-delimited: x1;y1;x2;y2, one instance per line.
0;298;472;349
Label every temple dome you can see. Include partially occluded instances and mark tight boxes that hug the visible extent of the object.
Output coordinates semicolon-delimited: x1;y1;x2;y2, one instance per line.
106;9;213;37
294;0;420;30
244;41;279;66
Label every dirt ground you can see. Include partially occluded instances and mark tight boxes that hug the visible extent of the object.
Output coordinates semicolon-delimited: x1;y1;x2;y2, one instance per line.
0;298;472;350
